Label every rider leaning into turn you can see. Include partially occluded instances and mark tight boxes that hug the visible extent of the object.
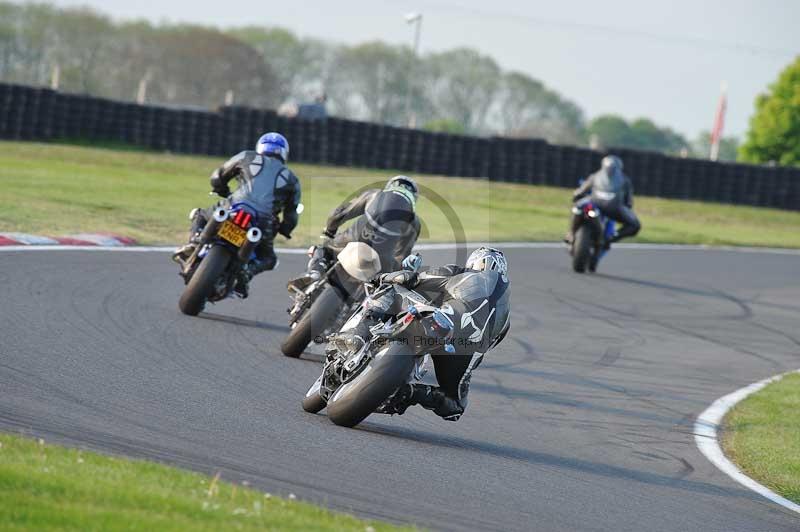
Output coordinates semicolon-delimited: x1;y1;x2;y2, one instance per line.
289;175;421;291
346;247;511;421
569;155;641;247
173;132;302;294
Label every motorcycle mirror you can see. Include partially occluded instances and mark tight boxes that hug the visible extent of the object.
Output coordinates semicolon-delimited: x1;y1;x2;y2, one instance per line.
296;203;305;214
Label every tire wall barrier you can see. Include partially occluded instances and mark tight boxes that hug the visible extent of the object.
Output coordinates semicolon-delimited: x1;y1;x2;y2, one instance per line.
1;83;798;210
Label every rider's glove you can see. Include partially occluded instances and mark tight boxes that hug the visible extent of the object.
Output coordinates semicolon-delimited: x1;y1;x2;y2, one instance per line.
214;185;231;197
379;270;418;287
210;173;229;196
322;227;336;240
402;253;422;272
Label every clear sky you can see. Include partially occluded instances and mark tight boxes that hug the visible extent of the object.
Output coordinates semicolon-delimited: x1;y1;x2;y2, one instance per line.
41;0;798;138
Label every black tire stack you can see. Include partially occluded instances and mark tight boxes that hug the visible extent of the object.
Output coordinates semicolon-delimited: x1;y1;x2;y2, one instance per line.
1;81;798;211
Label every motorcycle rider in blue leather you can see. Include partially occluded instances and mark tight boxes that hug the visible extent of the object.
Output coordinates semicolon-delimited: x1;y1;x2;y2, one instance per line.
569;155;641;248
173;132;302;296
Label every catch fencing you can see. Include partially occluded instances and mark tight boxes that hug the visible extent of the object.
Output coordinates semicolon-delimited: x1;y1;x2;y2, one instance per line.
1;82;798;210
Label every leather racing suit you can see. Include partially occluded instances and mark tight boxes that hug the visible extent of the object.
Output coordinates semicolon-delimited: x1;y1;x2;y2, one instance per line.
190;150;301;274
307;186;421;281
364;265;511;421
572;167;641;243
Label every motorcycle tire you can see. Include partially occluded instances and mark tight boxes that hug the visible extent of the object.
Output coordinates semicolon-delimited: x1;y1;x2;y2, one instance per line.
327;344;417;428
572;225;593;274
178;245;231;316
281;285;342;358
302;376;327;414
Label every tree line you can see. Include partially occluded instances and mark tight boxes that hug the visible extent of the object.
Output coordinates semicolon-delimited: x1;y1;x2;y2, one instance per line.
1;1;743;161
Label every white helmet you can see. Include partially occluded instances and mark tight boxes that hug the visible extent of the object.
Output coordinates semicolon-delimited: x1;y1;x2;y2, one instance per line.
466;247;508;278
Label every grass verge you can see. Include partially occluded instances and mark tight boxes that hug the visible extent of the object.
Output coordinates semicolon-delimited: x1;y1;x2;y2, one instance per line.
0;432;408;531
722;372;800;504
1;141;800;247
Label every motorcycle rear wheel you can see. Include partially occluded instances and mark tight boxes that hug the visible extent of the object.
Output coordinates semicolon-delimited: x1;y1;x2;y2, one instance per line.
178;245;231;316
572;225;593;273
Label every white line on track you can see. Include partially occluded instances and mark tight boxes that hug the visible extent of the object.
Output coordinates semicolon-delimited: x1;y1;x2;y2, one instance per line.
1;242;800;255
694;370;800;515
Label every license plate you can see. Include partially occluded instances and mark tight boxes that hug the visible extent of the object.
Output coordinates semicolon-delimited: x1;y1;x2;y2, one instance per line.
218;220;247;247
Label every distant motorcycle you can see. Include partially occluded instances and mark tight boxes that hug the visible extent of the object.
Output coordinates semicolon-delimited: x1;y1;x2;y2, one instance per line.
302;280;455;428
281;242;382;358
174;202;264;315
568;197;615;273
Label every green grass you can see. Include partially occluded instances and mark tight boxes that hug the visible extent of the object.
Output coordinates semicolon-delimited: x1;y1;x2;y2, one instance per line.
1;141;800;247
0;432;409;531
723;372;800;504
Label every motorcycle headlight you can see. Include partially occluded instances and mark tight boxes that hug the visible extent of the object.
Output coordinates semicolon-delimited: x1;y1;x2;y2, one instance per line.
333;334;365;355
588;210;598;218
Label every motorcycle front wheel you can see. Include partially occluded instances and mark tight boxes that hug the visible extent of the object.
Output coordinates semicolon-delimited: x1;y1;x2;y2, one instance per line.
281;285;343;357
327;344;417;428
302;376;327;414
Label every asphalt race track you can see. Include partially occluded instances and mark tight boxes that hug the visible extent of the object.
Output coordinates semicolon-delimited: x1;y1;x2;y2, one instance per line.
2;247;799;531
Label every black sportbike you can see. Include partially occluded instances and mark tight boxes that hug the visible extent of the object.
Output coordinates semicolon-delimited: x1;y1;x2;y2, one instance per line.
302;281;455;428
175;202;264;316
568;197;615;273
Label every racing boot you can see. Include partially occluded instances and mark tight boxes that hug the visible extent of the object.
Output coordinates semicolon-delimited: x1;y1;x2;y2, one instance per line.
173;208;206;264
377;384;416;415
233;267;252;299
172;233;201;264
287;269;321;293
381;384;464;421
288;247;328;293
234;256;276;299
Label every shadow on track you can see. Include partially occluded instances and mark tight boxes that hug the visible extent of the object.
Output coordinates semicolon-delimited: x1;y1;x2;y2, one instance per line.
357;423;756;500
199;312;291;333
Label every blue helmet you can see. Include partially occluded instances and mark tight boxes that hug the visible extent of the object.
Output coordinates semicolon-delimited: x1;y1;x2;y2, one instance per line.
256;132;289;163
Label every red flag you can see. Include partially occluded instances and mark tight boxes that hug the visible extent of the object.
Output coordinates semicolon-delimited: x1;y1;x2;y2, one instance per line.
710;82;727;161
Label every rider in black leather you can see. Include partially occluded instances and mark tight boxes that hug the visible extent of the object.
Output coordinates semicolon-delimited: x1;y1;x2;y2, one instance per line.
352;247;511;421
174;133;301;293
570;155;641;247
289;175;420;292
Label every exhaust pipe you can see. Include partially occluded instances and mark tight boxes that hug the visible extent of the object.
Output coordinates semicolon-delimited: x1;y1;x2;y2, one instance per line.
212;207;229;223
237;227;262;262
198;207;229;244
